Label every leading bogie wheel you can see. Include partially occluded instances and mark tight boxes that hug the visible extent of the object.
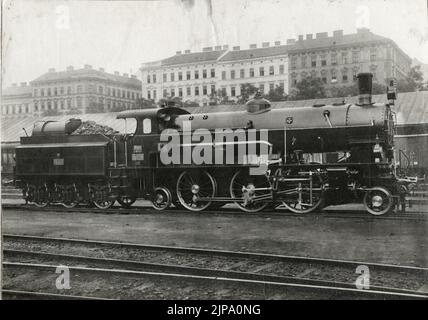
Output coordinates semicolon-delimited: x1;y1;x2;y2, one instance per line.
151;187;172;211
176;171;216;212
363;186;394;216
230;170;270;213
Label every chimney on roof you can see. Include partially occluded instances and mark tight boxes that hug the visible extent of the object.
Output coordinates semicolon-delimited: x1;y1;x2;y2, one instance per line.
84;64;92;69
184;49;191;54
123;73;128;77
99;67;105;72
287;39;296;44
12;83;17;87
262;42;270;48
67;66;74;71
298;35;304;41
249;44;257;49
214;45;222;51
20;82;27;86
306;34;313;40
202;47;213;52
274;41;281;46
333;30;343;37
176;51;182;55
48;68;55;72
222;45;229;50
233;46;240;51
131;75;137;79
114;71;119;75
316;32;328;39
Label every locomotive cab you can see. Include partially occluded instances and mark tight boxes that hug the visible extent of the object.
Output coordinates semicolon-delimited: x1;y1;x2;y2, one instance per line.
116;106;190;167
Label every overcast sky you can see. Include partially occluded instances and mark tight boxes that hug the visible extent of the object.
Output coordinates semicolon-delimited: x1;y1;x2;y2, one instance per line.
2;0;428;87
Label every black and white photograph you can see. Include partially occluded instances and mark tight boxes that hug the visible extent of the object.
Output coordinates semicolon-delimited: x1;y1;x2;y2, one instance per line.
1;0;427;308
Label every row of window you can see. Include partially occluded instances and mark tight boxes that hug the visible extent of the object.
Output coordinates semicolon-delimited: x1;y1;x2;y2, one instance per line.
34;86;141;100
2;103;30;115
290;49;378;69
291;70;377;85
147;65;286;83
33;97;137;111
147;81;285;100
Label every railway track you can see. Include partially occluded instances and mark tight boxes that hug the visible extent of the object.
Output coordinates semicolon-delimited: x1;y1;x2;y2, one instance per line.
2;203;427;221
3;234;428;299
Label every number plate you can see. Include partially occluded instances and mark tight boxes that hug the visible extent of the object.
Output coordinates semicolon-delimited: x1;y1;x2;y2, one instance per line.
53;158;64;166
132;153;144;161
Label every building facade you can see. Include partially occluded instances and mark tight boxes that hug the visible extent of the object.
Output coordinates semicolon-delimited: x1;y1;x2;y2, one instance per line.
287;28;411;88
141;28;411;106
30;65;142;117
1;83;33;118
141;45;289;106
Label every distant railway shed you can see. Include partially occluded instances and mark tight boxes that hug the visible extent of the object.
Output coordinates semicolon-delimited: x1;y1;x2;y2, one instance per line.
1;91;427;180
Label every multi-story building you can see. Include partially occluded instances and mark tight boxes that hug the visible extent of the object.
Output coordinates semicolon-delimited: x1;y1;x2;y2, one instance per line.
288;28;411;88
141;28;411;106
1;83;33;118
142;48;228;106
141;45;289;106
30;65;142;117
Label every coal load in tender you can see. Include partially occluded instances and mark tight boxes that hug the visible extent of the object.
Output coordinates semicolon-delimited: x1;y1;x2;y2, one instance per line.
72;121;119;135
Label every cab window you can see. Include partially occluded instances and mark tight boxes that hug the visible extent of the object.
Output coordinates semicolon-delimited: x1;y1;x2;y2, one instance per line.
143;118;152;134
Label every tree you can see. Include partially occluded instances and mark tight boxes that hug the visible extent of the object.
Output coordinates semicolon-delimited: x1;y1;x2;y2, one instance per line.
65;108;82;115
182;99;200;108
290;77;326;100
208;91;219;106
329;82;387;98
42;109;61;117
265;85;287;101
136;98;157;109
397;65;425;92
158;96;183;108
86;102;105;113
237;83;258;104
110;105;127;112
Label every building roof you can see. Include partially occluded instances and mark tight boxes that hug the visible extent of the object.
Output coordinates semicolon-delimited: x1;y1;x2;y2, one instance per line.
31;68;141;87
220;45;290;62
155;30;407;66
1;85;32;97
288;30;391;53
2;91;426;143
220;30;393;62
161;50;227;67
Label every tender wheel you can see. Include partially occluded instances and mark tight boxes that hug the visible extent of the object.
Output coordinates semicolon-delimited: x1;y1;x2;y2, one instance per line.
93;199;115;210
176;171;216;212
117;196;137;208
281;173;324;214
91;184;115;209
151;187;172;211
363;187;394;216
230;170;270;213
34;185;49;208
62;185;79;208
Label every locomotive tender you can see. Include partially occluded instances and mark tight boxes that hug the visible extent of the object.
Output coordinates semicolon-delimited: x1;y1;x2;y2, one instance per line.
15;73;404;215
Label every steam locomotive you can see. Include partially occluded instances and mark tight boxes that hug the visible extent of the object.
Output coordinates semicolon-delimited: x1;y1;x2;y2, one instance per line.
14;73;405;215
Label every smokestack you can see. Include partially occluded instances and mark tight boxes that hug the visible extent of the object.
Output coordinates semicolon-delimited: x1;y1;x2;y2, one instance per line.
357;73;373;105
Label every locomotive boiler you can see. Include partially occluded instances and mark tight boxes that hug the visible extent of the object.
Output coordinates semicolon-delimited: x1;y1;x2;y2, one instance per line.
14;73;404;215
